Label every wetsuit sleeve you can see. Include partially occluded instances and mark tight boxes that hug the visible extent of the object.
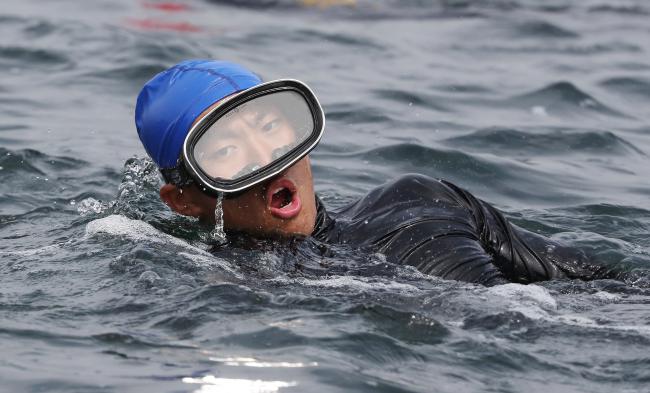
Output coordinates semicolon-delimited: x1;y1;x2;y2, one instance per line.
386;222;511;286
441;180;618;283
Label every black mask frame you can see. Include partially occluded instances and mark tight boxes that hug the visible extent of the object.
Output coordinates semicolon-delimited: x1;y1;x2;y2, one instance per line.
162;79;325;197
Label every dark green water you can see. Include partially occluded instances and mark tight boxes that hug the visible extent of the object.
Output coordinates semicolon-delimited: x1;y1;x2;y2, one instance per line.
1;1;649;392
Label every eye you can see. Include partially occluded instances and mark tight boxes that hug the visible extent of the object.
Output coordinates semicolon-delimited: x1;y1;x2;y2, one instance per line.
210;145;236;159
261;118;281;133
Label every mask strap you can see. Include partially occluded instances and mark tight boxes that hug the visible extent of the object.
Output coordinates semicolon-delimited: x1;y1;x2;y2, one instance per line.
160;158;194;187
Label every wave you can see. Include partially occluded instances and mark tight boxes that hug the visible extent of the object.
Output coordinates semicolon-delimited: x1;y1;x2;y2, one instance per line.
0;147;86;175
444;127;644;155
507;81;630;118
467;42;641;55
0;46;70;70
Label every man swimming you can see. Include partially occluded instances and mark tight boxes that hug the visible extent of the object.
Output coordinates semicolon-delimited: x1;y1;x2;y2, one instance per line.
135;59;620;286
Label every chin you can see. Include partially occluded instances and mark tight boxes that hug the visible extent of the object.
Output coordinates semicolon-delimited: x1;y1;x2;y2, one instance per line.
270;222;314;238
221;157;317;239
255;209;315;238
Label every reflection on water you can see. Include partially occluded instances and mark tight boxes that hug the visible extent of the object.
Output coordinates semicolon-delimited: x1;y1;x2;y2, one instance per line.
209;356;319;367
182;375;297;393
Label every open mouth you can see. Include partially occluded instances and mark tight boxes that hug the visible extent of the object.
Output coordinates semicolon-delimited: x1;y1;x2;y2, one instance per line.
266;177;302;219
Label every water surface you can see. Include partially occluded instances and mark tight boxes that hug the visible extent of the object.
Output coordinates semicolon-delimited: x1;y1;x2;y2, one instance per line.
1;0;649;392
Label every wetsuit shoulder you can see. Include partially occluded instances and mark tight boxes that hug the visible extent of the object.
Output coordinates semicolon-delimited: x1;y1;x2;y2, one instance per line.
331;174;509;285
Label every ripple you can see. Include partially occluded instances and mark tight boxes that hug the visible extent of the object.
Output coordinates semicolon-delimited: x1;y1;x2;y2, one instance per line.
510;20;579;39
588;4;650;15
444;127;644;155
352;143;512;178
205;0;483;19
80;63;167;85
326;103;394;124
293;28;384;50
0;148;85;177
21;19;58;38
373;88;451;112
599;77;650;100
91;332;192;348
203;0;293;9
346;303;448;344
0;46;71;70
466;42;641;55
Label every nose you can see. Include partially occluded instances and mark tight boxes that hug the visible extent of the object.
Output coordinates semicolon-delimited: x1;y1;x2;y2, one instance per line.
245;136;274;168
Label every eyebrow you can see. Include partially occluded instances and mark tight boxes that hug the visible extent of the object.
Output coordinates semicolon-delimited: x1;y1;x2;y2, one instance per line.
221;129;240;139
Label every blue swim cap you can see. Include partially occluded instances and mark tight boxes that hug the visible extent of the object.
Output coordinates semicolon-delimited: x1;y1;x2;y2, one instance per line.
135;59;262;168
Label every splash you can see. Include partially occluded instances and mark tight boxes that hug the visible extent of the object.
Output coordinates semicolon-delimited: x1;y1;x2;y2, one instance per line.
209;192;227;245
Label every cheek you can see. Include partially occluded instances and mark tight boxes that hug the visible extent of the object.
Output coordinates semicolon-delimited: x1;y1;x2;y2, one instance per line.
222;191;270;226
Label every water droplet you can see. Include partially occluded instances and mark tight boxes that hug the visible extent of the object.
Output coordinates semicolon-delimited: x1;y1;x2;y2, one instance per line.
209;192;227;245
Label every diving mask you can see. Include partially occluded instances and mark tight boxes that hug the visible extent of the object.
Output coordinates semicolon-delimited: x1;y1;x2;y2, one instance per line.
161;79;324;195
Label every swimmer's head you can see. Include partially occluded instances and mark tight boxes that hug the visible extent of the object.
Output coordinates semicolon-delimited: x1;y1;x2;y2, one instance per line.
135;60;319;237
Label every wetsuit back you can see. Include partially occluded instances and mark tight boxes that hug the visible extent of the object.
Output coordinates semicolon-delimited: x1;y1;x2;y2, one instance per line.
312;174;615;286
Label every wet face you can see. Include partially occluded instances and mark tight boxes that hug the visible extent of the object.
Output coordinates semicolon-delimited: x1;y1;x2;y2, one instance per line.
161;156;317;238
222;156;317;237
159;96;318;238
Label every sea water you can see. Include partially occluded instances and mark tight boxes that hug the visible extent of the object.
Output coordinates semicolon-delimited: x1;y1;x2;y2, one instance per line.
1;0;649;392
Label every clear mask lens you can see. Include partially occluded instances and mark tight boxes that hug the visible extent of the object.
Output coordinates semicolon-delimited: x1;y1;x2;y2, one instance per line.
192;90;314;181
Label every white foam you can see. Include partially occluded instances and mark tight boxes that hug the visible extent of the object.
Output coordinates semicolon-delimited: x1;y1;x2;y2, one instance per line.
484;283;650;335
177;252;242;277
0;244;60;256
76;197;114;216
86;215;240;276
272;275;421;294
593;291;621;302
481;284;556;321
87;215;196;248
487;283;558;310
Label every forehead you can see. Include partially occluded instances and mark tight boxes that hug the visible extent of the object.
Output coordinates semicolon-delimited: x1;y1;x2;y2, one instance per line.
191;93;236;128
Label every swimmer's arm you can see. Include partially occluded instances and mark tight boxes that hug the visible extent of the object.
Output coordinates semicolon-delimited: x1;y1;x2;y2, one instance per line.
397;232;510;286
478;198;621;283
440;179;571;283
506;226;622;282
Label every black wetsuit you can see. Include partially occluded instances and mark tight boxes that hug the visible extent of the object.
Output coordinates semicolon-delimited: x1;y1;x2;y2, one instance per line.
311;174;616;286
